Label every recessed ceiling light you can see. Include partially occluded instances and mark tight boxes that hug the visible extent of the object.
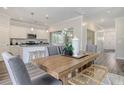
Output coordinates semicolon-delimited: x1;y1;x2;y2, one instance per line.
82;23;87;26
46;30;49;32
31;27;34;31
70;34;73;37
3;7;8;10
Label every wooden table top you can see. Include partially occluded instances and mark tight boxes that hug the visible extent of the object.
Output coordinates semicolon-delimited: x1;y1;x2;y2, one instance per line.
33;53;99;80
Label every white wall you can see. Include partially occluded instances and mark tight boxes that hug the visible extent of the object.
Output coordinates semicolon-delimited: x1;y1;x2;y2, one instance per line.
95;31;104;53
0;14;10;61
103;28;116;50
10;25;27;38
49;16;87;51
115;17;124;59
87;22;104;53
37;29;49;40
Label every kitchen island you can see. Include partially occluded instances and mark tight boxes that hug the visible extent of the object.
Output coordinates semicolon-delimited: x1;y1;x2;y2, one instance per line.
9;45;49;64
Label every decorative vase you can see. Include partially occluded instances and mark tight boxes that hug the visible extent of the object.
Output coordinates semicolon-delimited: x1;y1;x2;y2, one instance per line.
72;36;80;57
64;51;73;56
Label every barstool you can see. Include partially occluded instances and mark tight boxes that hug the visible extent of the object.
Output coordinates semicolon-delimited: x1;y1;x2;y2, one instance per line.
28;50;46;63
37;50;46;58
28;51;36;63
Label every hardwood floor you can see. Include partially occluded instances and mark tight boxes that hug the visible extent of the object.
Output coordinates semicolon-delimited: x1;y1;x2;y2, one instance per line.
95;51;124;76
0;62;7;73
0;51;124;84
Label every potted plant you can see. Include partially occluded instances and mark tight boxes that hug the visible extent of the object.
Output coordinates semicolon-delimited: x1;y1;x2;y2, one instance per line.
63;43;73;56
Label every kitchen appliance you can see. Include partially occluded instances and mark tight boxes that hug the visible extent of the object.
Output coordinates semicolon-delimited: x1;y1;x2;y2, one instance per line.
27;34;37;39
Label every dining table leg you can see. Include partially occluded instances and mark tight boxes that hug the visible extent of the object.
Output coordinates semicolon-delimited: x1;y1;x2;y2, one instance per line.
60;74;69;85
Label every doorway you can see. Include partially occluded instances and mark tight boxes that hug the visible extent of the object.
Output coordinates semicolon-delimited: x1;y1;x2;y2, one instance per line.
103;28;116;52
87;29;95;45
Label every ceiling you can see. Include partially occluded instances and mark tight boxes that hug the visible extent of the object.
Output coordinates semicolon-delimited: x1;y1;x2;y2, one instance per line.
0;7;124;29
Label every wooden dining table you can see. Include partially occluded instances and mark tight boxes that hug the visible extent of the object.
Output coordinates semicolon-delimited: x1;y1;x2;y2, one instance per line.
32;52;99;85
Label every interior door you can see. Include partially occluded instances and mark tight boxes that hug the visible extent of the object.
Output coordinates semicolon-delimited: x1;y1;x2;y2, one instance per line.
87;29;95;45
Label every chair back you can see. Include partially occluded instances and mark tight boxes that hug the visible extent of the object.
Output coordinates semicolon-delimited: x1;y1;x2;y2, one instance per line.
2;52;32;85
86;44;97;52
58;46;64;54
47;46;59;56
28;50;46;63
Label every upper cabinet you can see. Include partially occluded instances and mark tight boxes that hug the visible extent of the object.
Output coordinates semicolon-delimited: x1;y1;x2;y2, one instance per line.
9;25;49;40
10;25;27;38
9;19;49;40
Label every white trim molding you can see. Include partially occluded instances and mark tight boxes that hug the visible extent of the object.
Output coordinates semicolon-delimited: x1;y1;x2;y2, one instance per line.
116;57;124;61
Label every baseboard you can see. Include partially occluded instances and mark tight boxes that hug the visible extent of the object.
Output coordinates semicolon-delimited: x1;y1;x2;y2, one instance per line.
104;49;115;52
116;57;124;61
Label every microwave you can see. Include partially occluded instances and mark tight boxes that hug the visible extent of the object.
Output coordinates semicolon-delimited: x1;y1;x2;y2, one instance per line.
27;34;37;39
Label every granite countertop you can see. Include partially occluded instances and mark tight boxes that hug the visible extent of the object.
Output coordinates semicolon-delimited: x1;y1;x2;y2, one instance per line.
20;44;49;47
10;44;49;47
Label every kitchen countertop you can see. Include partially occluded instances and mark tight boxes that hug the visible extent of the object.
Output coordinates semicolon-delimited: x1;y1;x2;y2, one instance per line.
22;45;49;64
10;44;49;47
20;44;49;47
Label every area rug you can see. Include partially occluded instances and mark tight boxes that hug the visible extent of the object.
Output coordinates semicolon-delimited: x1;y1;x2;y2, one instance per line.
101;73;124;85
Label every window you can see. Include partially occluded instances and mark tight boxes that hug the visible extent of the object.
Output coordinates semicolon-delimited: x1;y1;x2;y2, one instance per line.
51;28;74;45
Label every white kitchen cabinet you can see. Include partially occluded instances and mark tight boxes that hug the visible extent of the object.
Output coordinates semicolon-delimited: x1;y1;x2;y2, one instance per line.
9;25;49;40
26;28;37;35
10;26;27;38
37;30;49;40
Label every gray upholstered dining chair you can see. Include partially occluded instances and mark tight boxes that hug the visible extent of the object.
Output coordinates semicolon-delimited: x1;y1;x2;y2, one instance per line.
47;46;60;56
58;46;64;55
86;43;97;53
2;52;62;85
86;44;97;64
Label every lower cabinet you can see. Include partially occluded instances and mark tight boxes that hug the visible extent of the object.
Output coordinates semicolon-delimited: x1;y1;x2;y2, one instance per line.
22;46;48;64
8;46;48;64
